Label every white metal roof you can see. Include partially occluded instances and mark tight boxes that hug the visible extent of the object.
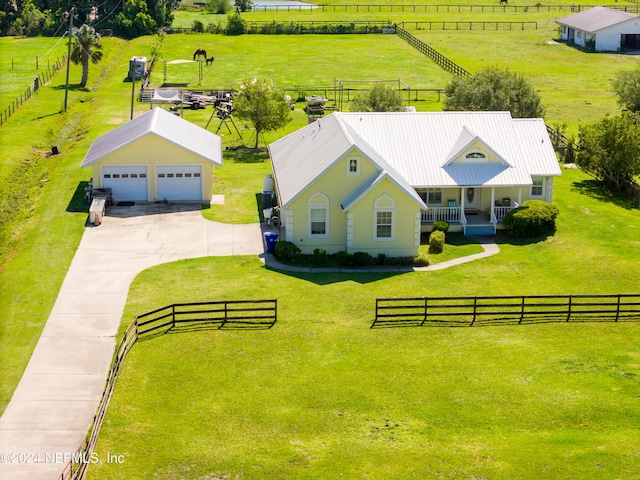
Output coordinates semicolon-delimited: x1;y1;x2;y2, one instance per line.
269;111;561;208
556;6;639;33
81;107;222;168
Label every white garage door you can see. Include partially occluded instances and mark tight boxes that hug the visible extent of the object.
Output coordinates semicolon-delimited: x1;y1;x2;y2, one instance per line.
157;165;203;201
102;166;148;201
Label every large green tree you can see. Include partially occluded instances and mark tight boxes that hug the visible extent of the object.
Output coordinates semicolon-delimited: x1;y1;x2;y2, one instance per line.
233;78;292;149
350;83;404;112
443;65;545;118
70;24;103;88
577;112;640;190
612;63;640;113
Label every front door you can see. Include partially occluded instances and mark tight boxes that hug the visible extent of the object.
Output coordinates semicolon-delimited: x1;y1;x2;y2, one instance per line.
465;187;479;211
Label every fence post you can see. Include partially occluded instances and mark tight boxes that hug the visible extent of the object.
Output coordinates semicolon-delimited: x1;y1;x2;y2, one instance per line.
421;297;428;326
615;294;621;322
567;296;572;322
519;296;525;324
172;304;176;329
471;297;477;326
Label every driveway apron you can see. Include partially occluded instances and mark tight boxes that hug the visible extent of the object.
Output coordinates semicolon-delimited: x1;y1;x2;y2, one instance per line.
0;204;264;480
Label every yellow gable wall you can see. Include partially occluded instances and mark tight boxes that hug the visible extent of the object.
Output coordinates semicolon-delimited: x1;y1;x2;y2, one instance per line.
349;177;420;257
286;149;420;257
451;139;504;164
89;133;215;201
286;149;380;254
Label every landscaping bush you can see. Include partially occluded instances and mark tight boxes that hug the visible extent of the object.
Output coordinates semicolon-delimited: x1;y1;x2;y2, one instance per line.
352;251;373;266
413;252;430;267
274;241;301;263
311;248;328;267
377;253;386;265
336;251;373;267
429;230;445;254
432;220;449;233
502;200;560;238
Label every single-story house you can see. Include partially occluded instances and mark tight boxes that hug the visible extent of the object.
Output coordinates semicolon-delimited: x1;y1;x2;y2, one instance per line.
81;107;222;202
556;6;640;52
268;111;561;257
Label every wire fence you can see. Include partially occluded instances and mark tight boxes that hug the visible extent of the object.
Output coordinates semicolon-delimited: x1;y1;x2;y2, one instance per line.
1;55;67;126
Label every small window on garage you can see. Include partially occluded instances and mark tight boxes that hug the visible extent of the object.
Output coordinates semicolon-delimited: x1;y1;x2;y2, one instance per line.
176;173;183;178
113;174;120;178
122;174;129;178
131;174;138;178
168;173;174;178
194;173;201;178
140;173;147;178
158;173;165;178
185;173;192;177
104;174;111;178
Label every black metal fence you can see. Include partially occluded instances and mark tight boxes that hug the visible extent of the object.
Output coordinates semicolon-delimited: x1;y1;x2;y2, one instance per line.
373;294;640;328
61;299;276;480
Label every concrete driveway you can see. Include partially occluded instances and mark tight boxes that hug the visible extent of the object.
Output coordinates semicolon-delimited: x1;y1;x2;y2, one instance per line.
0;203;265;480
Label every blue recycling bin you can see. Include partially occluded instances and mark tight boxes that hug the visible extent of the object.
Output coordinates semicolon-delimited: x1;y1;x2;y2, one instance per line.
263;231;279;253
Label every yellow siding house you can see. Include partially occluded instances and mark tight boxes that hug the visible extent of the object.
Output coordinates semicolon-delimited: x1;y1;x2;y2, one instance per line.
269;111;561;254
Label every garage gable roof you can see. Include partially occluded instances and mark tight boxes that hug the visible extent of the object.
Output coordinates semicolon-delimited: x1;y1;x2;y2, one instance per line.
556;6;639;33
81;108;222;168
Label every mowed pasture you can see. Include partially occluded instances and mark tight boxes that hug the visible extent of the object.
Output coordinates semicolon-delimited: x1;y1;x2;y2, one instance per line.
87;169;640;480
0;11;639;478
0;36;69;109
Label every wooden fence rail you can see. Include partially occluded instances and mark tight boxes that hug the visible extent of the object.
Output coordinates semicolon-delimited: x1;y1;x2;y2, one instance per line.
62;299;277;480
395;26;470;77
399;21;537;30
373;294;640;328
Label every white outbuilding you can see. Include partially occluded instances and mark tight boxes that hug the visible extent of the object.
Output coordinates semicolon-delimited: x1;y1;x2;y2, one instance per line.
556;6;640;52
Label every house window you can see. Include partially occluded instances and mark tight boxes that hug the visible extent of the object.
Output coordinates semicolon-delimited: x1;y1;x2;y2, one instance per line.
376;211;393;238
531;177;544;197
308;192;329;237
310;209;327;235
347;156;359;176
465;151;486;160
373;194;395;241
417;189;442;205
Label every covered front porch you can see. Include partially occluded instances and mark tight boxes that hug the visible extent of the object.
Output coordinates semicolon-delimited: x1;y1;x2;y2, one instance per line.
419;186;522;235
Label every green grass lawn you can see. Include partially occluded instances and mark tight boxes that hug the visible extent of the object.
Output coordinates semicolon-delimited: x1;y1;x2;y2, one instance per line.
1;16;640;475
86;168;640;480
0;36;69;108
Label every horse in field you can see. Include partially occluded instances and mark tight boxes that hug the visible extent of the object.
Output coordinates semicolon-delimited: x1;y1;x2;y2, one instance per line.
206;56;215;65
499;0;507;4
193;48;207;60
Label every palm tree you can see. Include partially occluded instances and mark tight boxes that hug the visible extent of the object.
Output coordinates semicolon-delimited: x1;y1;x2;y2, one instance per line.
70;24;103;88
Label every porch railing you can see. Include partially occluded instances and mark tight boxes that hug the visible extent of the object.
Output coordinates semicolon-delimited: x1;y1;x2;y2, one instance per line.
421;206;461;223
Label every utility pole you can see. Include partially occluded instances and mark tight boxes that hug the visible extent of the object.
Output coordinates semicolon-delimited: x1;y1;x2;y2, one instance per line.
130;59;136;120
63;7;74;112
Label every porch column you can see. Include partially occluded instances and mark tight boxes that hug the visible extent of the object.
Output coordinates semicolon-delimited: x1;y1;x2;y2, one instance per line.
491;188;495;221
518;188;523;206
460;187;466;211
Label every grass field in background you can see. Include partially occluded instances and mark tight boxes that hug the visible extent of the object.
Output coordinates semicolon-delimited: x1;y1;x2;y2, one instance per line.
87;167;640;479
1;6;640;473
0;36;69;107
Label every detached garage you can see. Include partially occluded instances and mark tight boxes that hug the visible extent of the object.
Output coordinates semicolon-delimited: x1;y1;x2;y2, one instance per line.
81;108;222;203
